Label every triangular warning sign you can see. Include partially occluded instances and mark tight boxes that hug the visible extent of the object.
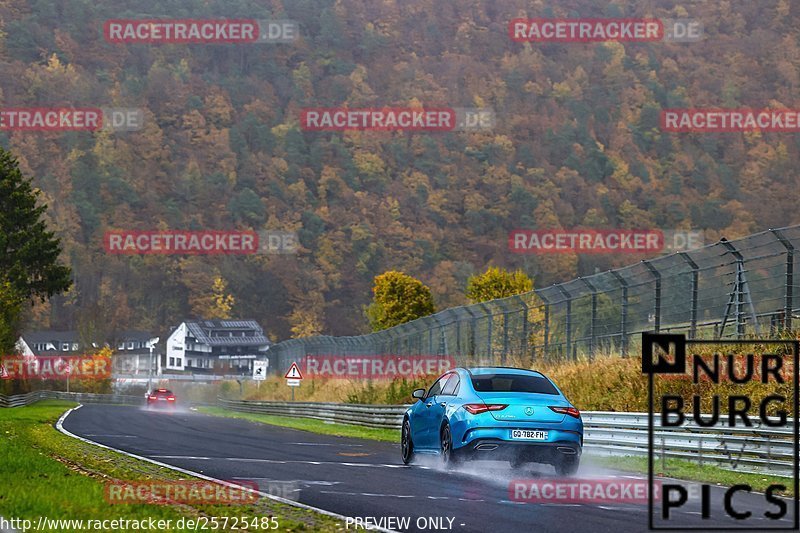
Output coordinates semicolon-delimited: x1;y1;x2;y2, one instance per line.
0;362;9;379
284;362;303;380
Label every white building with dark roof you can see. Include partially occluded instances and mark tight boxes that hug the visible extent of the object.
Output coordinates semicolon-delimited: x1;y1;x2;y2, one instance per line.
16;330;160;376
165;319;271;374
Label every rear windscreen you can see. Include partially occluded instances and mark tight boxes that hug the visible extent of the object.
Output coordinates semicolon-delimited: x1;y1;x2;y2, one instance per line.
471;374;558;395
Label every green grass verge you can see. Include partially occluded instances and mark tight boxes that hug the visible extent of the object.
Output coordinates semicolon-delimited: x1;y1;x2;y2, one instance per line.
593;455;795;496
197;406;399;443
0;400;343;532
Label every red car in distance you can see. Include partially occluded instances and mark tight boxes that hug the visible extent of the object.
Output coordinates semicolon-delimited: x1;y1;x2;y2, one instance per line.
147;388;176;408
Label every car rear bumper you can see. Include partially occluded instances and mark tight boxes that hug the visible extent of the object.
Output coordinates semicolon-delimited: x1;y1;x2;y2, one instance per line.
454;438;581;462
147;400;175;406
461;426;582;446
455;425;582;462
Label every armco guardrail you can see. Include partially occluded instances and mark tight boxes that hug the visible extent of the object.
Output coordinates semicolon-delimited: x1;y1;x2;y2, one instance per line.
0;391;143;408
217;399;795;473
217;398;405;429
0;391;45;407
114;373;253;381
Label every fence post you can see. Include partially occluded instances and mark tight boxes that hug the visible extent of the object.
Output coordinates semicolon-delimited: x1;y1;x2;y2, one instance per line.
464;305;479;364
515;295;530;361
416;320;429;356
643;260;661;332
493;299;513;364
477;303;493;363
580;277;598;359
771;228;794;332
610;270;629;356
455;313;462;358
677;252;700;339
387;328;399;355
555;285;572;360
719;238;760;338
502;304;510;363
431;314;446;355
362;335;373;356
539;292;550;361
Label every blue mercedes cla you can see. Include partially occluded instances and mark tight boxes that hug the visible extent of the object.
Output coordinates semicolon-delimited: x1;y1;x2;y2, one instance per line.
401;367;583;475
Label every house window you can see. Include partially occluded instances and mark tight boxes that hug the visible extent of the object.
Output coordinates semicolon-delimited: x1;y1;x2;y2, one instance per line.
169;357;175;366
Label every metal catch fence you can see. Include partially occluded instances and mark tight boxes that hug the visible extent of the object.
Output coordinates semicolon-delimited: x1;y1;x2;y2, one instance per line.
267;226;800;374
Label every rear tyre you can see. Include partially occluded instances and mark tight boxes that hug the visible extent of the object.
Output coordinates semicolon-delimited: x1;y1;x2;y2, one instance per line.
554;456;580;476
401;419;414;465
440;423;457;468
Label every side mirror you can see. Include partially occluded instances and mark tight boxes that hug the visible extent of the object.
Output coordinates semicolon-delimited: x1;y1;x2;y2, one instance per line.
412;388;426;401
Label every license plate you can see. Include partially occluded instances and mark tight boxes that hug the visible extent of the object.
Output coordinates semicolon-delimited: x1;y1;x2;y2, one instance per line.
511;429;548;441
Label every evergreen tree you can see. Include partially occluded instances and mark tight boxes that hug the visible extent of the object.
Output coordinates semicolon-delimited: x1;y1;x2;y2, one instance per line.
0;148;71;352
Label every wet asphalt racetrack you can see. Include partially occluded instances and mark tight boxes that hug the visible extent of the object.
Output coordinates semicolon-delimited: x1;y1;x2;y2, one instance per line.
62;405;797;532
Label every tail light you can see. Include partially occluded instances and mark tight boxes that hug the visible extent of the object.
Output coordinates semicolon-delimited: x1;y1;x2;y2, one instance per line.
464;403;508;415
549;406;580;418
167;396;176;401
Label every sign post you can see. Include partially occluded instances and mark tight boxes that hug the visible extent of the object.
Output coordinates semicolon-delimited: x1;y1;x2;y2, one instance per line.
253;360;268;391
284;362;303;401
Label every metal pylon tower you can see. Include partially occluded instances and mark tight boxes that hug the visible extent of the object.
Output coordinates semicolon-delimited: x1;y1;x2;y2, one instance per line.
719;246;760;338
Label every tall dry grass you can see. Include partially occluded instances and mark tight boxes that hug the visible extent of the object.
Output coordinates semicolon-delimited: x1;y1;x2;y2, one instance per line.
171;344;795;417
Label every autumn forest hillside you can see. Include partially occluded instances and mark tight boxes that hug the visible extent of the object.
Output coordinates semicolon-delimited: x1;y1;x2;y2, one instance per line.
2;0;799;340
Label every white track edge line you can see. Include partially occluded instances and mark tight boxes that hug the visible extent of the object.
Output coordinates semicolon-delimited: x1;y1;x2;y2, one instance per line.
56;405;396;533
